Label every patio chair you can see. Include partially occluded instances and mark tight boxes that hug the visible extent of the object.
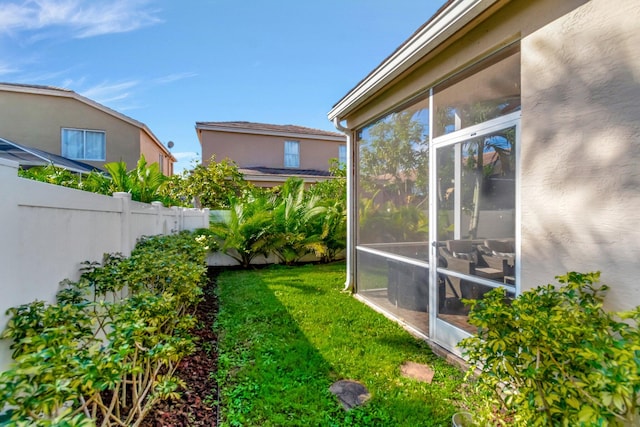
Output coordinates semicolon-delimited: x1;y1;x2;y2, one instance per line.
478;239;515;277
437;240;502;313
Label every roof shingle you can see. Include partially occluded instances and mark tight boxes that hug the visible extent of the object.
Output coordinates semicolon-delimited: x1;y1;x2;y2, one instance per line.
196;121;343;138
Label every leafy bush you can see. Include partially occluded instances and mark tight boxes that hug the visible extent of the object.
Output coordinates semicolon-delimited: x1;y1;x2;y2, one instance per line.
161;155;251;209
459;272;640;426
18;155;178;205
0;231;210;426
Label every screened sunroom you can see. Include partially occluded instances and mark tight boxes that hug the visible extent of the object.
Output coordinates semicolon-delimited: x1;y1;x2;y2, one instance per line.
354;43;519;351
329;0;640;355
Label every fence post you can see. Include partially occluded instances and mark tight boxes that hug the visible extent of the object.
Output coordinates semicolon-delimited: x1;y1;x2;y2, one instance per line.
113;192;133;255
151;201;165;235
203;208;210;229
171;206;180;233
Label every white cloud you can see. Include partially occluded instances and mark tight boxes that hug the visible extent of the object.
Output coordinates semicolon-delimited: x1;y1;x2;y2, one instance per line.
172;151;199;161
0;62;19;75
153;72;198;85
79;79;139;104
0;0;162;38
23;68;75;83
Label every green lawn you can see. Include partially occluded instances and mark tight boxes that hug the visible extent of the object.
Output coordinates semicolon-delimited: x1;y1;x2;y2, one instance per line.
215;262;475;426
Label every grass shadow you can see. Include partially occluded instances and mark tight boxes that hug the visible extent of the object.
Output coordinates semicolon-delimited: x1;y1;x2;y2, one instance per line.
215;262;473;426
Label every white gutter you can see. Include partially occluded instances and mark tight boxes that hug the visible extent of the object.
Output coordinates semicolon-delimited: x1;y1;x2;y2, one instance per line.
327;0;500;122
332;118;355;292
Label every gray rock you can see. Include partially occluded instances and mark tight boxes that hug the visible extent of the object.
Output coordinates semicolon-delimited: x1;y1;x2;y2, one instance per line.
329;379;371;410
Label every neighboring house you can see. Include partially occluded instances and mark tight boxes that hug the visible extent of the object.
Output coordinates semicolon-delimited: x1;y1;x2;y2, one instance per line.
195;121;346;187
0;83;175;175
328;0;640;356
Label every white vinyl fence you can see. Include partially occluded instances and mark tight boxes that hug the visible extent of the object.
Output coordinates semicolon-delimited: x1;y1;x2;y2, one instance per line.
0;158;209;372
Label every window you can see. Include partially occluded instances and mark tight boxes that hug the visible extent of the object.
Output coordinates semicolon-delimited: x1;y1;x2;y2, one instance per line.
284;140;299;167
61;128;106;161
338;144;347;165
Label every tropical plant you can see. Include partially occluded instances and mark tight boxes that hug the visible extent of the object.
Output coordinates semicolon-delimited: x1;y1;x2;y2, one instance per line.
103;155;167;203
307;159;347;262
268;178;327;265
209;190;274;268
459;272;640;426
18;164;83;188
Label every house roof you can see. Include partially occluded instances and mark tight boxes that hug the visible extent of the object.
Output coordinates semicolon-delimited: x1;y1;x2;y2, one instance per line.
195;121;345;142
239;166;335;184
0;82;176;162
327;0;503;123
240;166;332;177
0;137;105;174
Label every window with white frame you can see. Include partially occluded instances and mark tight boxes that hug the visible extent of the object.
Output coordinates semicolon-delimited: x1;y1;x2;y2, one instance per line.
338;144;347;165
61;128;106;161
284;140;299;167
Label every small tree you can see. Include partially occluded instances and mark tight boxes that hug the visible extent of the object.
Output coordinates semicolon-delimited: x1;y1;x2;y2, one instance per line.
164;156;250;209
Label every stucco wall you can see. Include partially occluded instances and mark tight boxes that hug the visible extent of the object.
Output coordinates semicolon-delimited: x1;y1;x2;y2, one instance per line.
520;0;640;309
200;130;344;171
0;90;141;169
140;129;173;175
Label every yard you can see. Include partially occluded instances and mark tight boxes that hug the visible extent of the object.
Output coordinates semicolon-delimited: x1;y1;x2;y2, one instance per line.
212;262;475;426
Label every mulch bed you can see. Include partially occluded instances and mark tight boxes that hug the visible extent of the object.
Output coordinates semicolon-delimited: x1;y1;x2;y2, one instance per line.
140;268;220;426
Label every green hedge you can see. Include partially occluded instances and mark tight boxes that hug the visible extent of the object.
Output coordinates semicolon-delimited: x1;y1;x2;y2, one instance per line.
0;231;210;427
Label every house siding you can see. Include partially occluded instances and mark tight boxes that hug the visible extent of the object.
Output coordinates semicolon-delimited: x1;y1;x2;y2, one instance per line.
140;129;173;175
199;128;344;171
519;0;640;310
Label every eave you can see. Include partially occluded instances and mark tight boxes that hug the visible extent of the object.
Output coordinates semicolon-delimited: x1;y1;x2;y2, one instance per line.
327;0;502;123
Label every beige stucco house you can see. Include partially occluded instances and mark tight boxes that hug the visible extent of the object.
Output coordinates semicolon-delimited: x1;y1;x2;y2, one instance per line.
196;121;346;187
329;0;640;356
0;83;175;175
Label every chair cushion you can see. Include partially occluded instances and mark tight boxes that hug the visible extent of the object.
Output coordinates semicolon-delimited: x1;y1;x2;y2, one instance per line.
453;251;478;265
484;239;514;253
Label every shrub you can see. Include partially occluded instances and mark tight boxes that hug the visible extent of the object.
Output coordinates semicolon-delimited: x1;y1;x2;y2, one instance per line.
459;272;640;426
162;155;251;209
0;231;210;426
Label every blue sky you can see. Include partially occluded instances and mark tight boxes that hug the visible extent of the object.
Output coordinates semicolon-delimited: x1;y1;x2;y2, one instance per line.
0;0;442;173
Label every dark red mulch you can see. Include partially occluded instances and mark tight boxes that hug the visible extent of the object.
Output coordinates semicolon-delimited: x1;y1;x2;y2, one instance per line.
140;268;220;426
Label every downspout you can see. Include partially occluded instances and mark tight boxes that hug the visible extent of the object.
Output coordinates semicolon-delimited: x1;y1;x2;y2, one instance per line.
332;117;355;292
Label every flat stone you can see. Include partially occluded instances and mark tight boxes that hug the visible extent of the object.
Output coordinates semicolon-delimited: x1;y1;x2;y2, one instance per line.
401;361;435;383
329;379;371;410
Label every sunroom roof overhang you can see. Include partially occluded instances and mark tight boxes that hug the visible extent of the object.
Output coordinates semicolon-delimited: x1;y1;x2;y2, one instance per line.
327;0;502;123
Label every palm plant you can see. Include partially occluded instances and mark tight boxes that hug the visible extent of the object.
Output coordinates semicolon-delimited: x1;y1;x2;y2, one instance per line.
103;155;166;203
209;192;273;268
130;155;166;203
269;178;327;265
315;198;346;262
